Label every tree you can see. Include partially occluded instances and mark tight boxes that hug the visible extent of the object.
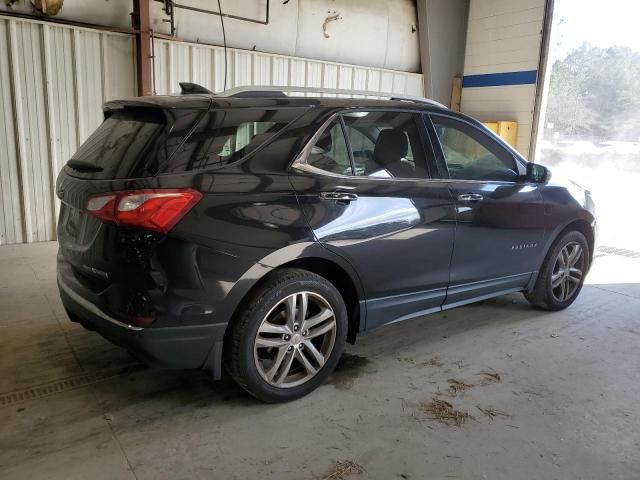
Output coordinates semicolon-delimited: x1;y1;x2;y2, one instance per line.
546;44;640;141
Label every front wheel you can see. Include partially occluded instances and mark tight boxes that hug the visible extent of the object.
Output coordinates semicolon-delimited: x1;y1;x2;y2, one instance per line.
525;230;590;310
226;268;348;403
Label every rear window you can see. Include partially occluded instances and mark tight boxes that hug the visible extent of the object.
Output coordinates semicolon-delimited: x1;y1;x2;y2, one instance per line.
68;107;200;179
67;107;303;179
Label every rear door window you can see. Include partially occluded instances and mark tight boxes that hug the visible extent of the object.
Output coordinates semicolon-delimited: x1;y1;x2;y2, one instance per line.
306;120;353;175
341;111;430;179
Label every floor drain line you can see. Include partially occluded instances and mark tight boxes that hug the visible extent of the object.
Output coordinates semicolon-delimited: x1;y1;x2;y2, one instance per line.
0;364;143;407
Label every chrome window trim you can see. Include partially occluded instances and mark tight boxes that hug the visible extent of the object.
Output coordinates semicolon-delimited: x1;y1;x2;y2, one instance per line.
290;109;532;186
291;112;341;171
291;162;521;186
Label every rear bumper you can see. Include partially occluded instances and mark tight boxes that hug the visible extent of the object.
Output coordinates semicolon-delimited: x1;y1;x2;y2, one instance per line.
58;274;226;378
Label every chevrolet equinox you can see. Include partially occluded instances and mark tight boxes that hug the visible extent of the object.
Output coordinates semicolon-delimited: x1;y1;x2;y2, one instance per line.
56;85;597;402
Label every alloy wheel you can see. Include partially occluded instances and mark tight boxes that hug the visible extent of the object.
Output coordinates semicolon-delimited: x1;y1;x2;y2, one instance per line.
551;242;585;302
253;291;337;388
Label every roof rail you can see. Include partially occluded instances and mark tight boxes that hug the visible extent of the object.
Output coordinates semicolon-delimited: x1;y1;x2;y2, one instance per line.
192;85;448;109
388;94;448;109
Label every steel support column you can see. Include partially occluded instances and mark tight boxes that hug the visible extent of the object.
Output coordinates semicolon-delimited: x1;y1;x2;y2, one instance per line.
132;0;152;96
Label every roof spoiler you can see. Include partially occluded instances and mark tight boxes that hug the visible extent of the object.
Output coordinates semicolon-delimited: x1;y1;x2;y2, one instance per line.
179;82;214;94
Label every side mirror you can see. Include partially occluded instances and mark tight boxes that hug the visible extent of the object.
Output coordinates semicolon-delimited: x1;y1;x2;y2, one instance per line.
525;162;550;183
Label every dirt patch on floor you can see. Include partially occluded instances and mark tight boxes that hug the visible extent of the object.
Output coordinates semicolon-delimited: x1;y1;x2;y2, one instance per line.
477;370;501;383
328;353;375;390
420;356;445;367
323;459;364;479
417;398;473;426
477;406;511;420
445;378;475;396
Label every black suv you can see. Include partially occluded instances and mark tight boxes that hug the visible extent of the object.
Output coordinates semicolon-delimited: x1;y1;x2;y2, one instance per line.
56;86;596;402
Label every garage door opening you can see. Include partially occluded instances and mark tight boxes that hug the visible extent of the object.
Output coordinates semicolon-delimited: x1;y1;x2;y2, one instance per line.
536;0;640;253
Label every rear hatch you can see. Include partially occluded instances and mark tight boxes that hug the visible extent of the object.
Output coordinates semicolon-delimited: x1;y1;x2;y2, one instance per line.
56;95;309;326
57;97;209;247
56;96;211;325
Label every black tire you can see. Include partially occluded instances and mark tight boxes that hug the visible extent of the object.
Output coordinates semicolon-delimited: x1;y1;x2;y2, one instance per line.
525;230;590;310
225;268;348;403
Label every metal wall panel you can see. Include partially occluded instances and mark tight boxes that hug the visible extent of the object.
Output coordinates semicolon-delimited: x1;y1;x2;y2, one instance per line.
42;24;78;221
0;16;421;245
152;39;425;98
0;20;23;245
0;16;136;245
10;19;53;243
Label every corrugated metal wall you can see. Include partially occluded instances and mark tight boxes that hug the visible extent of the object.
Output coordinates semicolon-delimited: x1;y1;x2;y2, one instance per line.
0;17;136;245
0;17;424;246
152;38;425;97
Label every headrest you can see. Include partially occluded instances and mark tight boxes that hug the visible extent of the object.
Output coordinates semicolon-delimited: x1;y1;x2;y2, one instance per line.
373;129;408;165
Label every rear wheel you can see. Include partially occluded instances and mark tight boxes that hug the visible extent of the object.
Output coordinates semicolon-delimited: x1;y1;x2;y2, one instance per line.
525;230;589;310
226;268;347;403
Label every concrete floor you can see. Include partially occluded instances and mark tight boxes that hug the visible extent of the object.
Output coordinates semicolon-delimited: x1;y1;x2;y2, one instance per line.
1;242;639;480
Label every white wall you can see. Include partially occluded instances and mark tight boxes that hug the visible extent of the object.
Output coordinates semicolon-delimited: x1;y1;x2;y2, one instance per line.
460;0;546;156
0;0;421;72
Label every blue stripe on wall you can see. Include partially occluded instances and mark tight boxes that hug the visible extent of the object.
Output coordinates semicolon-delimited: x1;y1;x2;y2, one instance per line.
462;70;538;88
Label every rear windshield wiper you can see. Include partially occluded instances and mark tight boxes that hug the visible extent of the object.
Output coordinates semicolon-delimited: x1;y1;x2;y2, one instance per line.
67;159;104;172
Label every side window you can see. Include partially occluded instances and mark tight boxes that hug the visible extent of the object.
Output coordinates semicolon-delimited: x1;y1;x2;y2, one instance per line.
220;121;276;156
306;121;353;175
342;111;429;179
165;109;297;173
430;115;518;182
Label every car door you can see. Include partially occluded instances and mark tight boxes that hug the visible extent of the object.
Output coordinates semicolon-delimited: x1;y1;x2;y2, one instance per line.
289;110;456;329
426;113;547;308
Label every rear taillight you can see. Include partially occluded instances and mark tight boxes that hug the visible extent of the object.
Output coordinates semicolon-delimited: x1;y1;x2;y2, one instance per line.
86;189;202;233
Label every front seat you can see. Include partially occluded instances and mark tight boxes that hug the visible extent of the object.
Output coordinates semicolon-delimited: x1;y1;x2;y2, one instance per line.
371;128;415;178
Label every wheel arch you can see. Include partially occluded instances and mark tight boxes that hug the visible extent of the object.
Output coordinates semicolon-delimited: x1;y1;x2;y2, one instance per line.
564;219;595;264
541;216;596;271
220;242;366;347
278;257;363;344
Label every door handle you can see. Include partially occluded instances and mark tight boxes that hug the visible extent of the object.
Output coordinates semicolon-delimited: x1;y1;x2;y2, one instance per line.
457;193;483;202
319;192;358;203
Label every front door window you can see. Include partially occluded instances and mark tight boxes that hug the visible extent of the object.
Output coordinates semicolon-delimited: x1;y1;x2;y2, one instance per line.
431;115;519;182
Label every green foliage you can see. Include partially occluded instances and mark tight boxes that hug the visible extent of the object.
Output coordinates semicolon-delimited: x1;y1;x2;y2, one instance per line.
546;44;640;140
